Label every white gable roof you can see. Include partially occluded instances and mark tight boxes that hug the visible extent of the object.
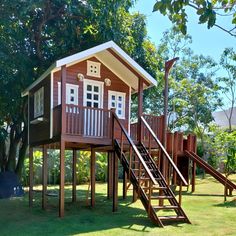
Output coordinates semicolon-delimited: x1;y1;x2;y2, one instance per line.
22;41;157;96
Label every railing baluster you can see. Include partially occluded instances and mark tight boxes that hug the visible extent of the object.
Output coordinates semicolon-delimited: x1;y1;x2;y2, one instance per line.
148;180;152;217
179;181;182;206
140;116;188;186
111;111;158;186
129;145;132;179
148;130;151;154
138;162;141;197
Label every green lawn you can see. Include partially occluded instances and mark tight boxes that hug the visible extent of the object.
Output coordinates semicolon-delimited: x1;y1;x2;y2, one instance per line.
0;175;236;236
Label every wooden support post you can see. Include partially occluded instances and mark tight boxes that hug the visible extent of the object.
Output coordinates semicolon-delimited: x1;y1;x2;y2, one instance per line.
132;153;138;202
133;188;138;202
137;77;143;142
112;152;118;212
59;140;65;218
122;168;127;199
59;65;66;217
191;162;196;192
173;132;178;185
192;135;197;192
29;147;33;207
179;181;182;206
91;148;96;207
107;152;113;199
42;145;48;210
72;149;77;203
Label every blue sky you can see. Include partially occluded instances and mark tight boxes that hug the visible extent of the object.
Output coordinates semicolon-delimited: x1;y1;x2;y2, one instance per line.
132;0;235;63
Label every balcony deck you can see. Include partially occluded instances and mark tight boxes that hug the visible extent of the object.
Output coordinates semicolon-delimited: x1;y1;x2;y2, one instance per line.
53;104;164;147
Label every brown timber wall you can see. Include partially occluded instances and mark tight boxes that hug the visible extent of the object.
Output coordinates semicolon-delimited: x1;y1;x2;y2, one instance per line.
29;75;51;144
53;56;130;131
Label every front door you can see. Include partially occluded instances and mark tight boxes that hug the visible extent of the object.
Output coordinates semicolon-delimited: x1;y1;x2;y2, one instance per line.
83;79;104;136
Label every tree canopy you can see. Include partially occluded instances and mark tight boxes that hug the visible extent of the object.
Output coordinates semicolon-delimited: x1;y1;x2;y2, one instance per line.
0;0;159;177
153;0;236;37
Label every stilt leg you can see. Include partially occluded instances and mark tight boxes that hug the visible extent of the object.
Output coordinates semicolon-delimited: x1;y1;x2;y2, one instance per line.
29;147;33;207
59;140;65;217
42;145;48;210
112;152;118;212
192;162;196;192
72;149;77;203
123;168;127;199
107;152;113;199
91;148;96;207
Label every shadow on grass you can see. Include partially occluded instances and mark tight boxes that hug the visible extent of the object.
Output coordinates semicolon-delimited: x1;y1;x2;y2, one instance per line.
180;191;225;197
0;185;189;235
214;199;236;208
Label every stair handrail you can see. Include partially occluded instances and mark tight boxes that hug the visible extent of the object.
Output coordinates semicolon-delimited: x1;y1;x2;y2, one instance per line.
141;116;188;186
111;111;158;186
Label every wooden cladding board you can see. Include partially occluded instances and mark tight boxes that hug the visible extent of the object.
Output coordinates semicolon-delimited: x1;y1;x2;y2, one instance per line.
53;56;130;130
29;76;51;144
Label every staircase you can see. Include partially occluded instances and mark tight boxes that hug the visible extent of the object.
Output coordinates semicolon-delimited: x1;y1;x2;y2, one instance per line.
114;140;190;227
111;112;190;227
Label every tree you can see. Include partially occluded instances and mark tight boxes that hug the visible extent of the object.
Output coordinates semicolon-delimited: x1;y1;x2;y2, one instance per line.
218;48;236;132
206;126;236;200
0;0;156;178
143;27;221;161
153;0;236;37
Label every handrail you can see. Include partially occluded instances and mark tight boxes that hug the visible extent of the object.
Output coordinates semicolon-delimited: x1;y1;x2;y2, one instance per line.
141;116;188;186
111;111;158;186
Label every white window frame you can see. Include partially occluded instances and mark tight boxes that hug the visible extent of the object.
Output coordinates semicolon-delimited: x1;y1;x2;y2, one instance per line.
108;90;126;119
34;87;44;118
83;79;104;108
87;60;101;78
58;82;79;105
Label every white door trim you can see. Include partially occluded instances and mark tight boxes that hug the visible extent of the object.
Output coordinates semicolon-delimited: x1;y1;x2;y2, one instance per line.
83;79;104;108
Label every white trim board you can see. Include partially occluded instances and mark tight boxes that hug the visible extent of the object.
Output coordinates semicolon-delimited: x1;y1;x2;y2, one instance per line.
57;82;79;105
108;90;126;120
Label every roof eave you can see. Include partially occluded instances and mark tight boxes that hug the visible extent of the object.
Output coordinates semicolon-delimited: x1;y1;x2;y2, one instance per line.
21;63;56;97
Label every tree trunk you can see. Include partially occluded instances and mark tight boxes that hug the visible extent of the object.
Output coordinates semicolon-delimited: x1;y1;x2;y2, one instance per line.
0;138;7;172
6;137;19;172
15;126;28;178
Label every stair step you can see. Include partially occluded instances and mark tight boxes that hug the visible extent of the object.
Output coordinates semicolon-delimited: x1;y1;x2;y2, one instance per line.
136;177;150;180
153;205;178;210
132;168;144;171
132;168;154;172
151;195;173;199
142;186;167;190
159;216;186;221
145;161;154;164
155;178;162;181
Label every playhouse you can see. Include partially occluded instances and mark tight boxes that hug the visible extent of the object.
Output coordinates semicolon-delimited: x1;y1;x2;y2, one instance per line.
22;41;236;227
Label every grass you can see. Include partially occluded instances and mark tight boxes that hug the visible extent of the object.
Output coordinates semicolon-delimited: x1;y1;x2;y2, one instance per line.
0;174;236;236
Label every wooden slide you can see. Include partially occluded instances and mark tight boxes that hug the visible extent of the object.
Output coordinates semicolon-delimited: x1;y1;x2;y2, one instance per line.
185;151;236;191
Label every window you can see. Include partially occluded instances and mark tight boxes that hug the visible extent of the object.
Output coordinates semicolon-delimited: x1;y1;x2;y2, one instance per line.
58;83;79;105
108;91;126;119
34;87;44;118
87;60;101;78
83;79;103;108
